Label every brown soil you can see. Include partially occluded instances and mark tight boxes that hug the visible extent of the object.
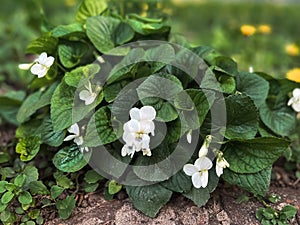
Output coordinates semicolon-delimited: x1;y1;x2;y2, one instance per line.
1;125;300;225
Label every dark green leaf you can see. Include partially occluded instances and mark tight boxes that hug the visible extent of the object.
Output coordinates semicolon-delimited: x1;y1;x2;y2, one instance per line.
41;117;65;147
58;41;88;68
84;106;120;147
236;72;269;108
53;144;89;172
29;181;48;195
50;185;64;199
26;36;58;55
17;82;58;123
84;170;104;184
161;170;192;193
260;103;296;137
14;174;26;187
126;184;172;217
223;138;289;173
51;23;84;38
65;64;100;87
222;166;272;196
225;94;258;139
56;195;76;220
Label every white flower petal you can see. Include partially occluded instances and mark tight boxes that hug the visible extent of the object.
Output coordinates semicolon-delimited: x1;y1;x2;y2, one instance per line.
123;132;135;145
63;134;77;141
74;136;83;146
198;146;208;158
30;64;47;77
292;102;300;112
68;123;80;135
288;97;295;106
140;106;156;121
129;108;141;120
195;157;213;170
183;164;199;176
186;132;192;144
199;170;209;188
126;119;140;132
121;145;128;157
142;148;152;156
141;134;150;149
38;52;47;64
44;56;54;67
293;88;300;97
140;121;155;135
216;164;223;177
191;173;202;188
18;63;33;70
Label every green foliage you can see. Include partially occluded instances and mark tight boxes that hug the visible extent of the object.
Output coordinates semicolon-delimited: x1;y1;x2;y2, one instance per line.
256;205;297;225
1;0;299;222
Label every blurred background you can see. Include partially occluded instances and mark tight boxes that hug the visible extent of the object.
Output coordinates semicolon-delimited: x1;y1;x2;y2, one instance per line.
1;0;300;90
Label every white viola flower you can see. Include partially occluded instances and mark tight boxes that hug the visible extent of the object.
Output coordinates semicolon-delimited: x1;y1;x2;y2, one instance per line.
249;66;254;73
64;123;83;146
79;81;101;105
186;130;192;144
215;152;230;177
30;52;54;78
288;88;300;112
18;63;33;70
80;146;89;153
183;156;213;188
121;106;156;158
198;135;212;157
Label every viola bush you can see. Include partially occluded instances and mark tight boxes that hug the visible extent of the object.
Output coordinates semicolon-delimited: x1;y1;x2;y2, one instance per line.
0;0;299;223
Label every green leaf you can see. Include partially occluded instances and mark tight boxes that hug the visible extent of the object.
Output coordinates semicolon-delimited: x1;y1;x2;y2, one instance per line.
65;64;100;87
53;172;73;189
174;89;215;130
212;56;238;76
26;36;58;55
280;205;297;220
0;181;8;194
41;117;65;147
260;103;296;137
17;82;58;123
126;14;170;35
58;41;88;68
160;170;192;193
236;72;269;108
183;187;210;207
84;183;99;193
86;16;134;53
76;0;108;22
126;184;172;217
0;152;10;164
53;144;89;172
222;166;272;196
51;79;102;131
108;180;122;195
29;181;48;195
0;202;7;213
144;44;175;64
0;209;17;224
84;170;104;184
56;195;76;220
14;174;26;187
223;138;289;173
1;191;14;204
18;191;32;205
103;80;129;103
22;166;39;189
225;94;258;139
16;136;41;161
0;94;23;125
51;23;84;38
50;185;64;199
84;106;120;147
28;209;40;219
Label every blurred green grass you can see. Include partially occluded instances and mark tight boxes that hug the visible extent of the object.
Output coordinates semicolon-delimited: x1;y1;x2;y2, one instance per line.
1;0;299;89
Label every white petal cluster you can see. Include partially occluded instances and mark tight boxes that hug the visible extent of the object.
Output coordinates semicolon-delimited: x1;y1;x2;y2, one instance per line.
79;80;101;105
64;123;89;153
183;135;229;189
121;106;156;158
288;88;300;112
30;52;54;78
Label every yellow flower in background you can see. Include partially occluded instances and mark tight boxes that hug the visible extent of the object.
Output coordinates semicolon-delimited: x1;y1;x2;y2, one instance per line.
285;44;299;56
258;24;272;34
157;2;163;9
240;25;256;37
286;68;300;83
142;3;149;11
